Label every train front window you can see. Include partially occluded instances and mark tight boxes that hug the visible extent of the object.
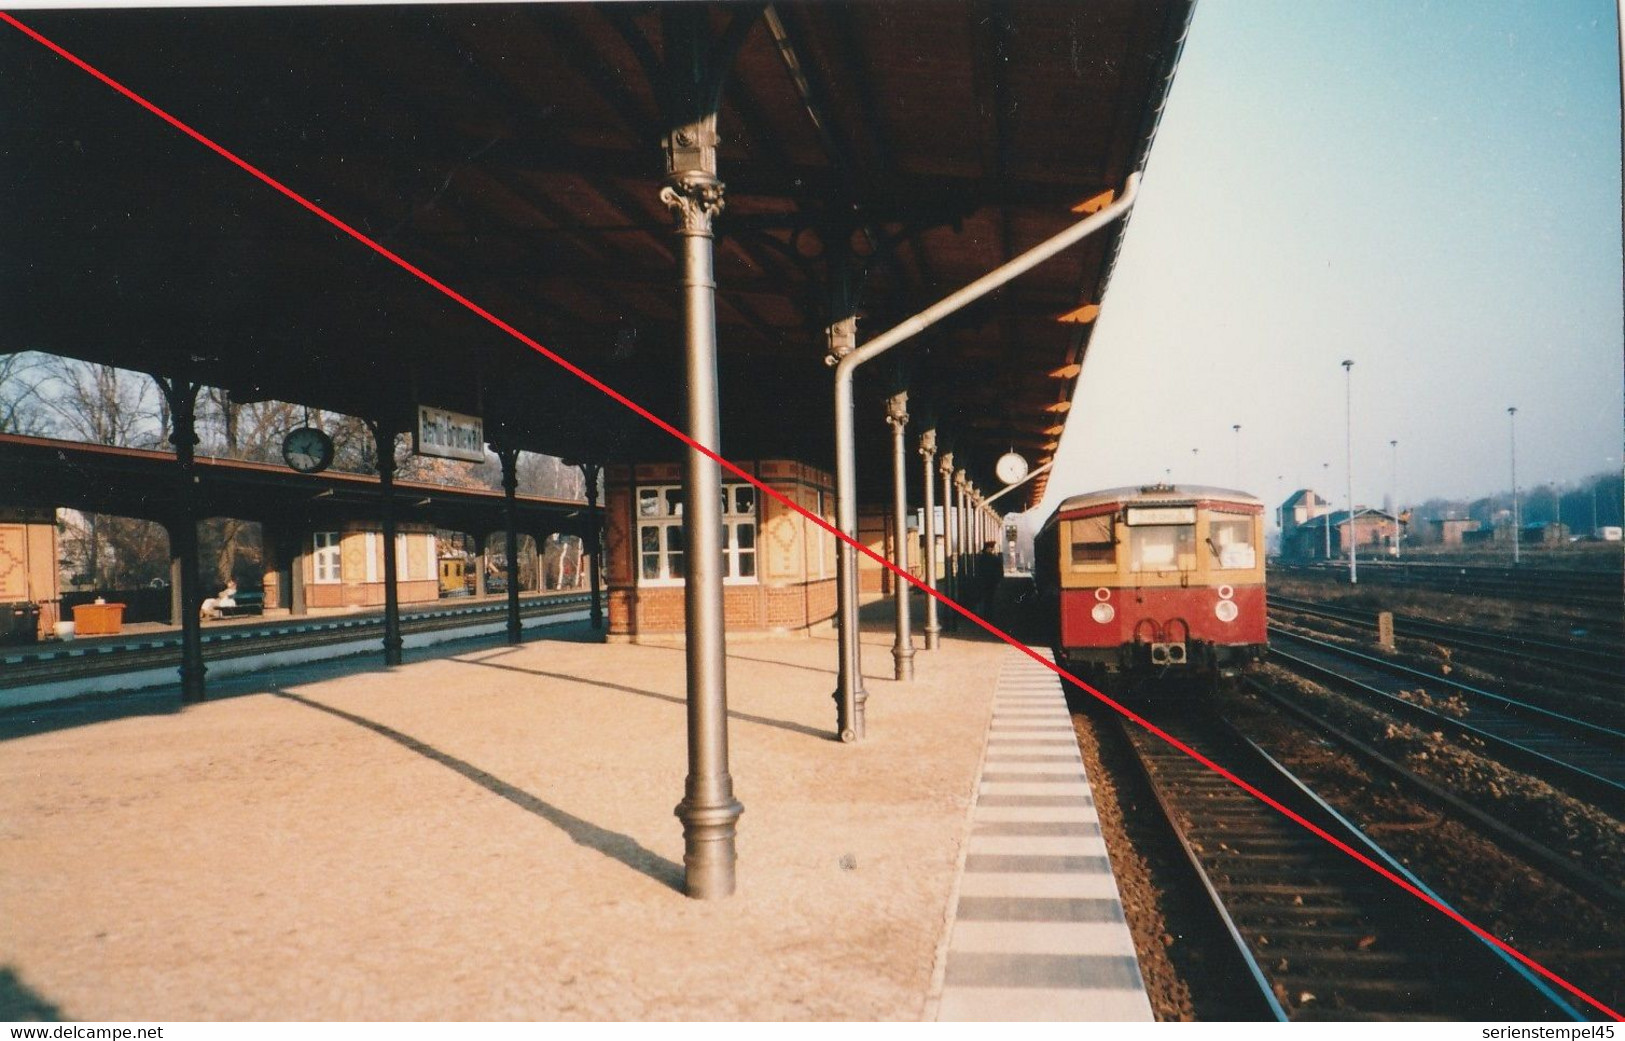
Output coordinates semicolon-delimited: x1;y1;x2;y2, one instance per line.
1208;517;1257;569
1069;515;1115;569
1129;524;1195;572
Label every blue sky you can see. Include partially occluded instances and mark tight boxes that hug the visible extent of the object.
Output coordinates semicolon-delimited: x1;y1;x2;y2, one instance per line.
1039;0;1622;517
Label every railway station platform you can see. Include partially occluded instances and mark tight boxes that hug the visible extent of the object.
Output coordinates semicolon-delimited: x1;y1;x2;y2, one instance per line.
0;591;591;708
0;600;1150;1021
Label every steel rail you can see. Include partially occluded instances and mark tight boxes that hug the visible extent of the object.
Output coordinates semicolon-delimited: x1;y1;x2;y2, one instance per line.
1282;562;1622;610
1115;710;1583;1020
1;593;592;690
1246;677;1625;913
1268;628;1625;814
1267;595;1625;682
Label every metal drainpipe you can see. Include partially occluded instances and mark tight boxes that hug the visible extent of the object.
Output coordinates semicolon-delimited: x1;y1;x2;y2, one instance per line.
830;174;1139;741
984;460;1054;509
919;429;940;650
885;391;915;680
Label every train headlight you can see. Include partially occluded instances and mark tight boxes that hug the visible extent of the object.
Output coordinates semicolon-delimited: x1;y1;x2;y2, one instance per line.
1217;585;1234;600
1094;587;1112;602
1214;599;1239;623
1091;602;1115;624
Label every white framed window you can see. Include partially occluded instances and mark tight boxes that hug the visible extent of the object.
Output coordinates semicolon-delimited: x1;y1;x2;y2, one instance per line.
313;531;342;584
637;483;757;585
723;485;757;580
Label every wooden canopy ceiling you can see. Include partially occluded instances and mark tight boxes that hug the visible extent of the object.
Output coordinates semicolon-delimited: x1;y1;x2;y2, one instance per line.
0;1;1193;503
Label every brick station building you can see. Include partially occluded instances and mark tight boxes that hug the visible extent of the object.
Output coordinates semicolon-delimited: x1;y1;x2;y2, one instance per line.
604;460;838;640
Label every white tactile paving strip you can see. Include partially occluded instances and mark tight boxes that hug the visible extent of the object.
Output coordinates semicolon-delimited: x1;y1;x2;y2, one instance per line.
933;646;1154;1022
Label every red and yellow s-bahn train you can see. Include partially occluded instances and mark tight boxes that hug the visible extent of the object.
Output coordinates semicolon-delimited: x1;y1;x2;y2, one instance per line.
1034;484;1268;686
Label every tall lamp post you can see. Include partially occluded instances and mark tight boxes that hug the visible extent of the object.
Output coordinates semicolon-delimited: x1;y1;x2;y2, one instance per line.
1232;424;1242;488
1341;359;1356;584
1508;406;1520;566
1389;439;1400;559
1321;462;1332;561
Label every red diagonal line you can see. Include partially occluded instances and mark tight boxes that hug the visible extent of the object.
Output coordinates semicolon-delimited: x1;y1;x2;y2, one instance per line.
6;11;1616;1021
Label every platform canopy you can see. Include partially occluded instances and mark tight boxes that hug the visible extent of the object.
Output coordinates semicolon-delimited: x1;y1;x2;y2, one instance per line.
1;1;1192;503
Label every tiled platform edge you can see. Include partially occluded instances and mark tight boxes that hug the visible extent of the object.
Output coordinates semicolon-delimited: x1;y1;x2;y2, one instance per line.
931;646;1154;1022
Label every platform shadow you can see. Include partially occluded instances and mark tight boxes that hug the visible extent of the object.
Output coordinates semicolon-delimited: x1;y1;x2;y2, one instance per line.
0;966;63;1021
454;658;834;742
271;690;684;893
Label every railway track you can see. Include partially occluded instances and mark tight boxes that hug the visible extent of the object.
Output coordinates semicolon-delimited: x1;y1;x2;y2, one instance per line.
0;593;593;690
1279;561;1622;611
1268;595;1625;686
1267;627;1625;817
1116;710;1583;1021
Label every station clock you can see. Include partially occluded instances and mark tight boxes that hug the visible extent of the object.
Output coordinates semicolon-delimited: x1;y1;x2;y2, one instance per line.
282;426;335;475
995;451;1029;485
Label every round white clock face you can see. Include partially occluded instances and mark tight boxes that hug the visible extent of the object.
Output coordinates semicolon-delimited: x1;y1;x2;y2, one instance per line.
283;427;334;474
994;451;1029;485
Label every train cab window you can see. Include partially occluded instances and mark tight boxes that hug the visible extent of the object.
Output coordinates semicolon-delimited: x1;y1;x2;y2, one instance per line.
1208;517;1257;569
1068;515;1115;569
1129;523;1195;572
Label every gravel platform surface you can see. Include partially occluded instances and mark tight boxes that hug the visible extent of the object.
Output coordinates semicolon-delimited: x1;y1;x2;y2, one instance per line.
1;613;1006;1021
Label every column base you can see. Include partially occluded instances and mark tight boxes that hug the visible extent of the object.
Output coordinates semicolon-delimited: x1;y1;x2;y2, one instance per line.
892;644;916;681
831;684;868;743
675;793;744;899
179;661;206;704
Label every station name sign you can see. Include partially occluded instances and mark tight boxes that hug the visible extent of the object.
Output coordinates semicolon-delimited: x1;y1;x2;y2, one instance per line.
414;405;485;462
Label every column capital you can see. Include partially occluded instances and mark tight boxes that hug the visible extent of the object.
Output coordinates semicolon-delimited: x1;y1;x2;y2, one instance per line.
939;451;955;475
660;172;726;237
918;428;938;456
884;390;909;429
826;313;857;362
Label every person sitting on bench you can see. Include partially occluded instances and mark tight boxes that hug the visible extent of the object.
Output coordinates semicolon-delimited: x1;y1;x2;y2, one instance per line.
201;579;237;621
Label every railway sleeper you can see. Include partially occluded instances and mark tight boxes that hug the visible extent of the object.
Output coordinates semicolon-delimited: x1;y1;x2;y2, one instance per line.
1235;924;1400;947
1271;973;1445;1007
1259;948;1428;971
1205;849;1348;866
1217;881;1368;897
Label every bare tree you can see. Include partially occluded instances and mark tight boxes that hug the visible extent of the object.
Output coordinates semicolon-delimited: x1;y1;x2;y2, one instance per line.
39;357;162;447
0;351;51;435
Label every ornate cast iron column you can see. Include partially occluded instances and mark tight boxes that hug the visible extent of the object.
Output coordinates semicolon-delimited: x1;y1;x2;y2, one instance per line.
371;419;403;667
157;377;205;703
919;428;941;651
497;446;522;645
661;101;743;901
955;469;970;606
940;452;957;631
581;462;603;630
885;391;915;680
828;310;867;741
